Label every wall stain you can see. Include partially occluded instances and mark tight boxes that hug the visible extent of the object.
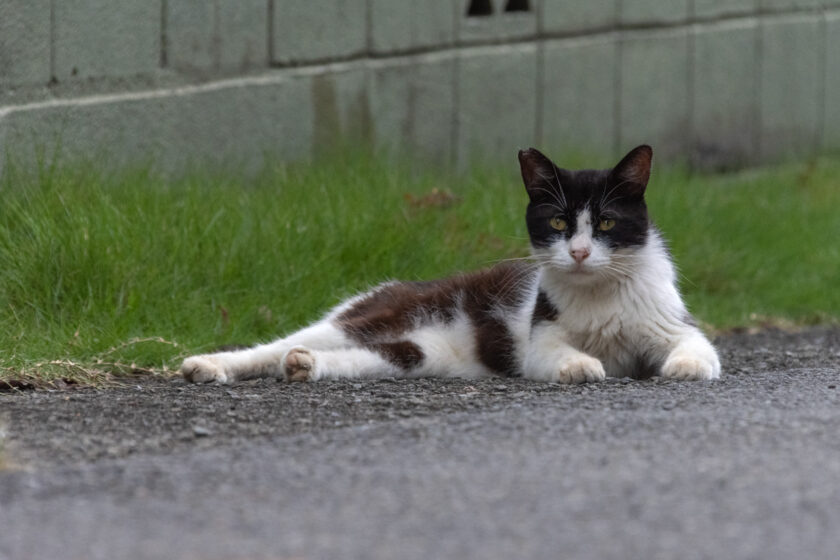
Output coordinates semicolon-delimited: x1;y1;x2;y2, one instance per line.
311;74;341;155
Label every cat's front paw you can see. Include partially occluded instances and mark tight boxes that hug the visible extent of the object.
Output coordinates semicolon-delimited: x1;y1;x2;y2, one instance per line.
555;355;606;384
180;356;229;384
661;354;720;381
283;347;316;382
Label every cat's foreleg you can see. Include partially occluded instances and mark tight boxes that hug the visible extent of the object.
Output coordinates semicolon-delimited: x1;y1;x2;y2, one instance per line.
181;321;349;383
657;326;721;381
522;326;606;384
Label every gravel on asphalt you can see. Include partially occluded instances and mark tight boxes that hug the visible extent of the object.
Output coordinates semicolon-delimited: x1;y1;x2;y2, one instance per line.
0;327;839;560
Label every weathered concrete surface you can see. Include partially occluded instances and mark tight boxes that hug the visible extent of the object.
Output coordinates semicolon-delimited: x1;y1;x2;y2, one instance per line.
0;63;376;175
693;0;756;19
166;0;269;76
458;0;538;44
0;0;51;87
368;52;458;164
53;0;162;80
4;2;840;175
619;28;690;159
541;0;617;33
542;35;619;157
825;13;840;153
456;44;538;167
620;0;690;25
1;328;839;560
692;19;758;168
369;0;457;53
270;0;367;64
758;14;823;160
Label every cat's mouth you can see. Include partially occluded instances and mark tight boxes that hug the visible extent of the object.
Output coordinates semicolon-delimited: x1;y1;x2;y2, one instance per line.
557;261;596;276
570;265;595;275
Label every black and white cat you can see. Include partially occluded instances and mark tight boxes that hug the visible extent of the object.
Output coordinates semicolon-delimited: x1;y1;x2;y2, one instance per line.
181;145;720;385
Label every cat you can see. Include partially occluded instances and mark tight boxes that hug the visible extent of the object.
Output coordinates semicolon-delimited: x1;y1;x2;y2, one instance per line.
180;145;721;385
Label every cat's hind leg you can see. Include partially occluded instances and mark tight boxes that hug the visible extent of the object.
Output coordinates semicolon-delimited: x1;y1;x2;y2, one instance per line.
181;321;350;384
282;341;421;382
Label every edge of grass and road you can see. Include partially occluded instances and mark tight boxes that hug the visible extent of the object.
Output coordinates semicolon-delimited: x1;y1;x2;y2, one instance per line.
1;151;838;387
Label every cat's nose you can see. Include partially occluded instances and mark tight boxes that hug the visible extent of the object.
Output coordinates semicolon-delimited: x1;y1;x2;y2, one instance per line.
570;247;591;263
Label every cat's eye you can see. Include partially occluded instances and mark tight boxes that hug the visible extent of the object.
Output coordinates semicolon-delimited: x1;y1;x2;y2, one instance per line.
599;219;616;231
549;216;568;231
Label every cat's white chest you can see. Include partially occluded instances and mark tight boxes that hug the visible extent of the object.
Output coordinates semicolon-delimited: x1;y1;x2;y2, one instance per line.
558;292;646;377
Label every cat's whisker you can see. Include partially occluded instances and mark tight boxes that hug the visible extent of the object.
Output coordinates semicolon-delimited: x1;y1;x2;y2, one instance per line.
533;202;565;214
607;262;638;276
530;183;567;212
495;263;542;295
596;266;632;281
550;164;568;209
483;256;544;266
600;179;634;210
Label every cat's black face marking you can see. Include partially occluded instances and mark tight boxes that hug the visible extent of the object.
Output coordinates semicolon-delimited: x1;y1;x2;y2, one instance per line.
519;146;652;251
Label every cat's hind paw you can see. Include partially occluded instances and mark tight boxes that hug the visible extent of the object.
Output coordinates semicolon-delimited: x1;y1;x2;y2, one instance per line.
284;347;316;382
180;356;229;384
661;354;720;381
555;355;606;384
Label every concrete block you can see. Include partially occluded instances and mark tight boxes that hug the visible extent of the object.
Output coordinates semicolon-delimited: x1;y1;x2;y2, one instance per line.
824;14;840;152
271;0;366;65
541;36;618;157
459;0;538;44
759;0;822;11
369;53;457;164
0;72;317;176
166;75;314;166
541;0;617;34
166;0;216;72
692;0;756;19
620;0;689;25
369;0;456;53
691;20;759;169
309;65;373;153
457;44;538;167
216;1;269;70
167;0;269;75
0;0;51;87
759;15;822;159
618;29;690;160
53;0;162;80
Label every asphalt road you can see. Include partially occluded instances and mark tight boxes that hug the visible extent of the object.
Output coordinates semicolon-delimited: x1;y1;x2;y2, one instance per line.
1;328;839;560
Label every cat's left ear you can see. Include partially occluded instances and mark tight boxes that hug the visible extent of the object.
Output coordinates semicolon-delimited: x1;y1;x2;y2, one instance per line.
609;145;653;197
518;148;561;201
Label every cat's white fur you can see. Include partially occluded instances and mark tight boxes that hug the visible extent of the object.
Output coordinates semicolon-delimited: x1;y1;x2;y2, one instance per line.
181;208;721;384
525;211;720;382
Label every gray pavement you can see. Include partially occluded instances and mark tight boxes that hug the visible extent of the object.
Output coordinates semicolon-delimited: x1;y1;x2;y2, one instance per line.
1;328;839;560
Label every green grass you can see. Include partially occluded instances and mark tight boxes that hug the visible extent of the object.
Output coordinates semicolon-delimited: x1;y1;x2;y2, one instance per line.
1;153;839;385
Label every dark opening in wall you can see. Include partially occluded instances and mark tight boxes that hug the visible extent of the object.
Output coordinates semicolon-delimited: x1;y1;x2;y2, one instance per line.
467;0;493;17
504;0;530;12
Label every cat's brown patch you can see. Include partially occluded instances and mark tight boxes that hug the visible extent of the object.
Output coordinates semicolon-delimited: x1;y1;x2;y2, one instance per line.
369;341;425;369
337;282;458;339
473;316;518;376
336;263;533;376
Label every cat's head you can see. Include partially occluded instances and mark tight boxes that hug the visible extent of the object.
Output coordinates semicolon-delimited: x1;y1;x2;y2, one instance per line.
518;145;652;282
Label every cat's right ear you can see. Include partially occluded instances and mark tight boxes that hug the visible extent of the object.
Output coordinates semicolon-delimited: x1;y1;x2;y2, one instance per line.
518;148;559;201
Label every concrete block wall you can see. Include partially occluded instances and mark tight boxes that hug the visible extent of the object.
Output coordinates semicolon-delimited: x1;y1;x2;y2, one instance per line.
2;0;840;176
